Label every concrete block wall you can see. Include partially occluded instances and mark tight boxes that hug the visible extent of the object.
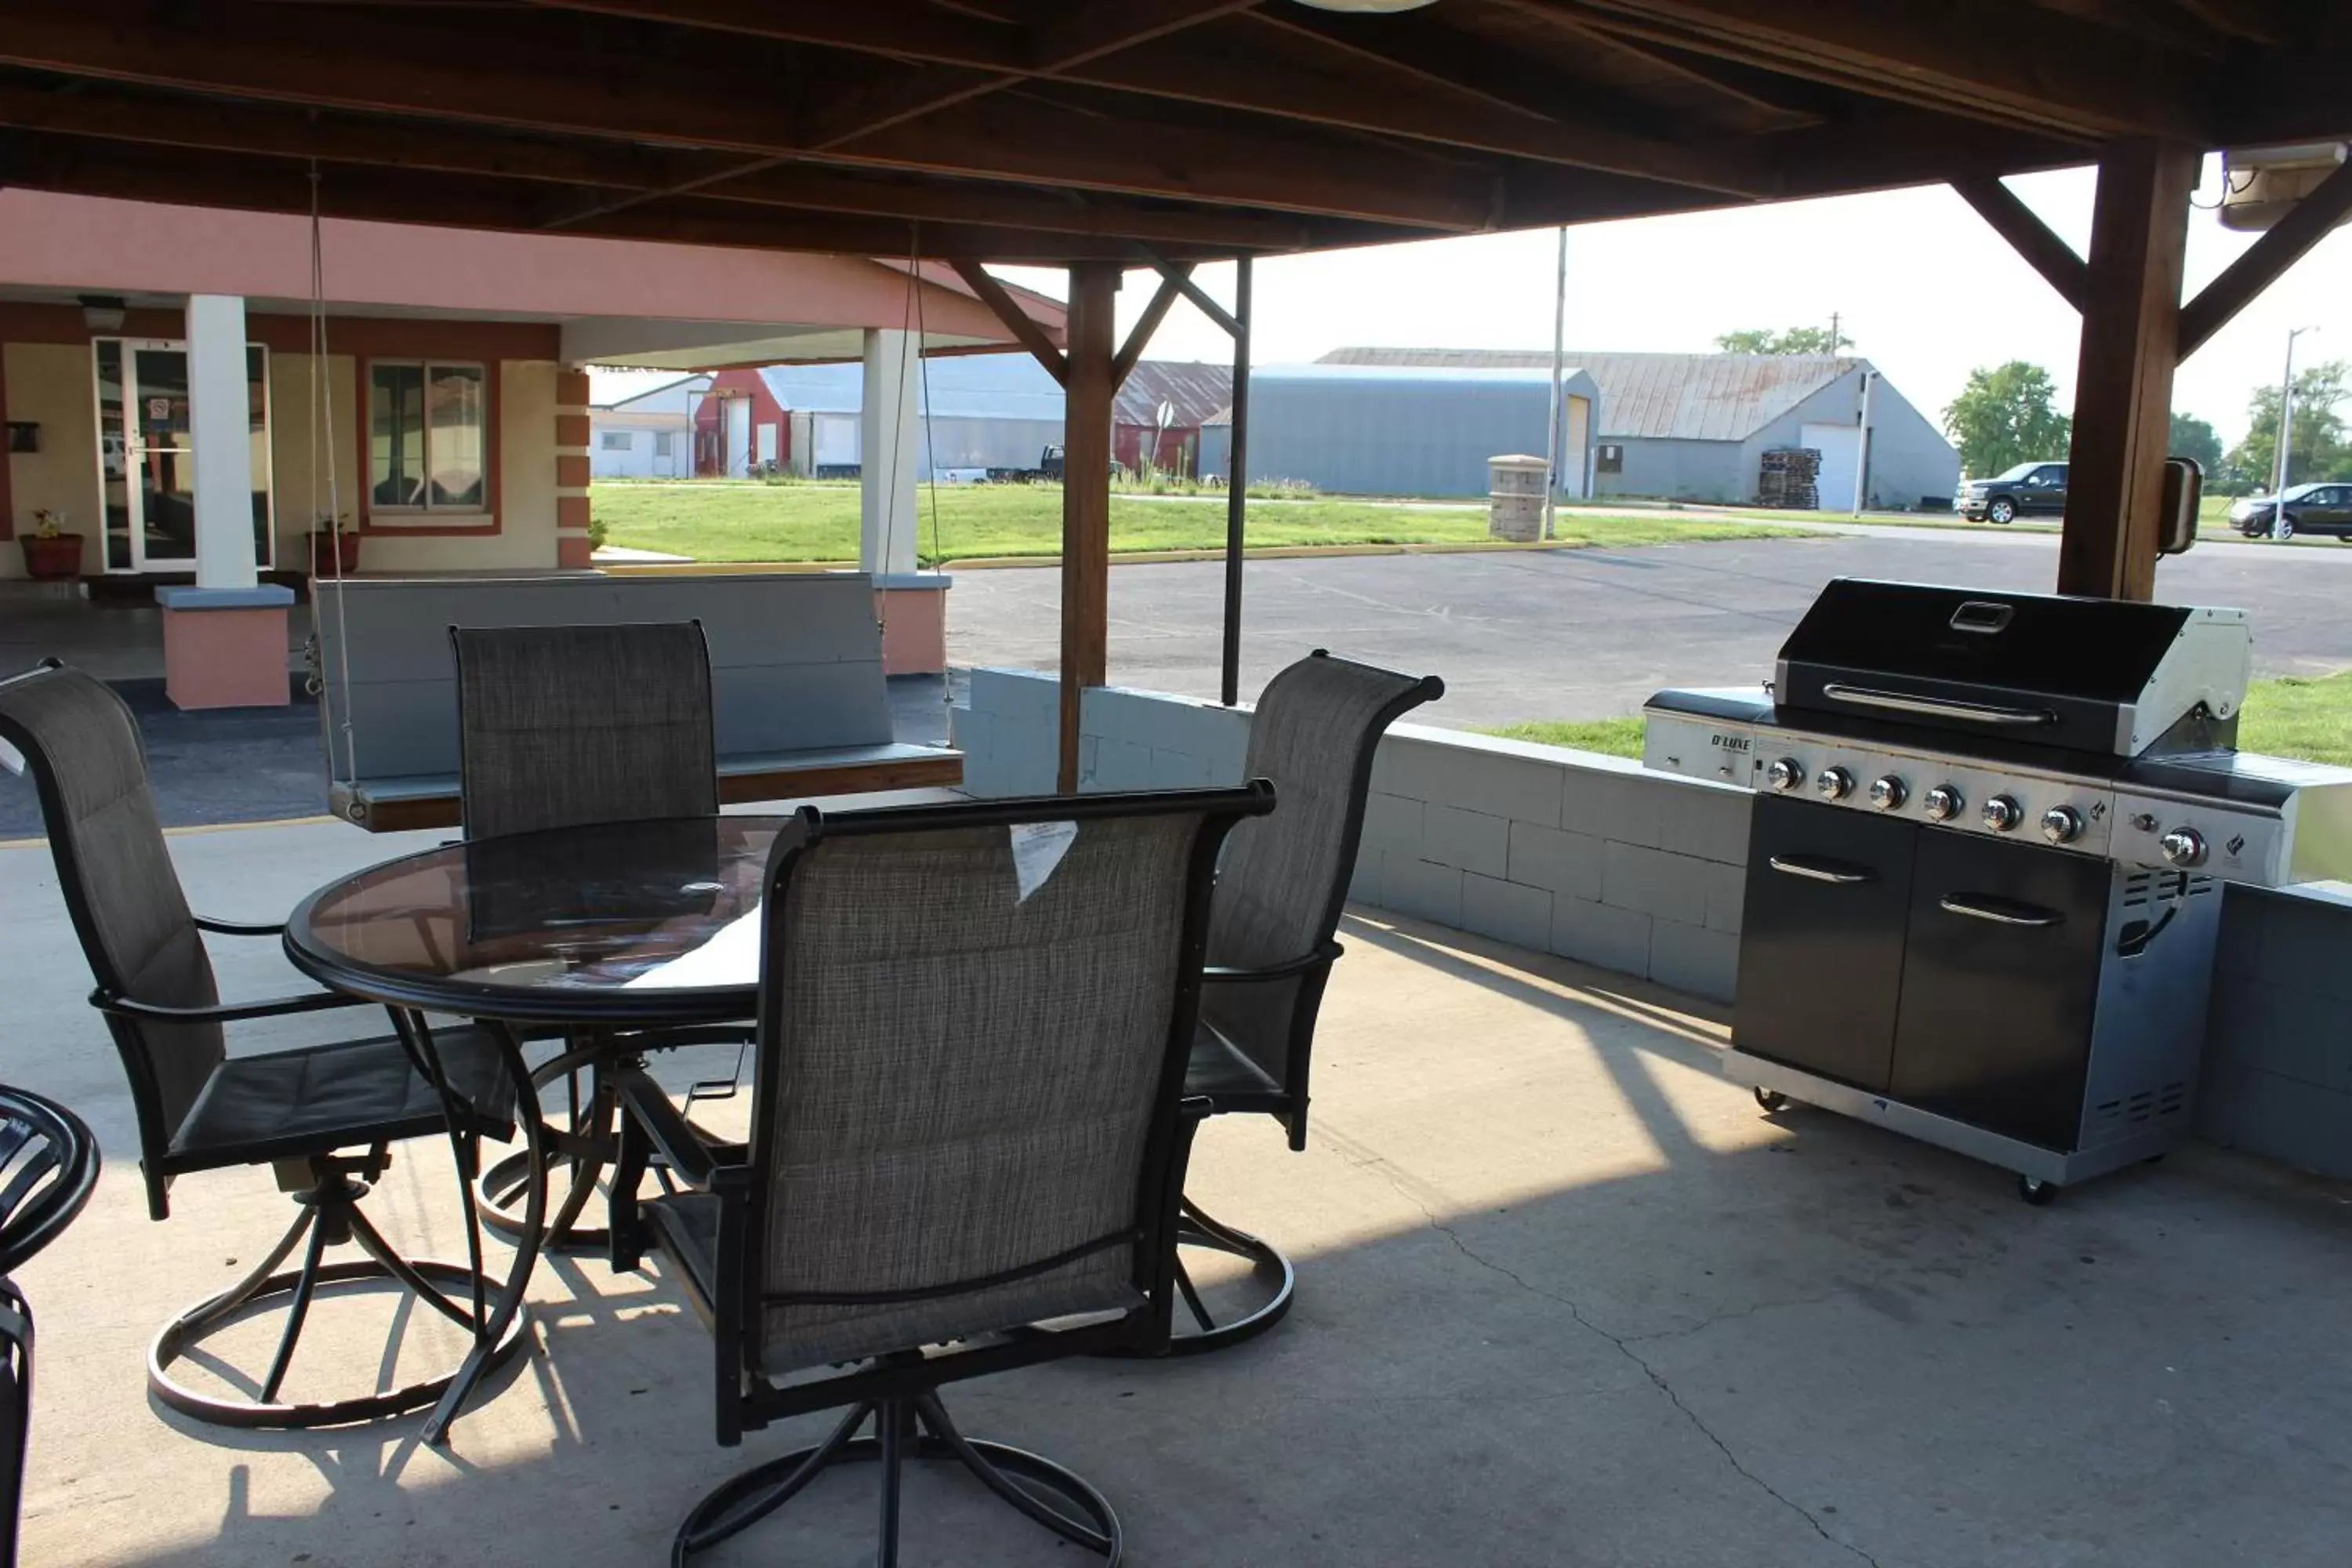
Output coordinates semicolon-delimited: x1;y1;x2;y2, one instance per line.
952;670;1744;1001
953;667;2352;1175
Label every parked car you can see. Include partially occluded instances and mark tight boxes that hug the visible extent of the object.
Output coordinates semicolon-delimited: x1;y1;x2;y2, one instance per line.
1955;460;2068;524
2230;481;2352;540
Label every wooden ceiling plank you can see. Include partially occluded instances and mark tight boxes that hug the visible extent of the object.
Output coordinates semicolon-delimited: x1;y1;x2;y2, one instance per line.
527;1;1031;70
1476;0;1822;128
1552;0;2212;142
1951;175;2090;310
1032;0;1265;71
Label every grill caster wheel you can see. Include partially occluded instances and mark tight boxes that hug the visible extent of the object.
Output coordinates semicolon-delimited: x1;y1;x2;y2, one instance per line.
1753;1087;1788;1112
2017;1176;2058;1207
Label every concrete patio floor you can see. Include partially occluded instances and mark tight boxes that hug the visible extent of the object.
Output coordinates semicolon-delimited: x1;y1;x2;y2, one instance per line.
5;813;2352;1566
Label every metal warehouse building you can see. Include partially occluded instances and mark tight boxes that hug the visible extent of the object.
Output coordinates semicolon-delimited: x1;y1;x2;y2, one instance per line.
1277;348;1958;510
1200;365;1601;500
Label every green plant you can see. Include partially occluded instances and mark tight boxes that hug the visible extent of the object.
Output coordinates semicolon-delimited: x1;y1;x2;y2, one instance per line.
30;507;65;538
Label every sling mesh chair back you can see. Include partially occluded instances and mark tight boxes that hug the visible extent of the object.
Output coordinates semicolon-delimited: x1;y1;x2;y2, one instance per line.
451;620;734;1252
0;662;522;1436
0;1084;97;1568
607;785;1273;1566
452;620;717;839
1174;649;1442;1351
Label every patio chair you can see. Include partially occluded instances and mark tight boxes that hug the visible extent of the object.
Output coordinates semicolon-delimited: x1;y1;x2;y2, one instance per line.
606;784;1273;1565
0;661;526;1433
450;620;750;1253
1171;649;1442;1352
0;1083;99;1568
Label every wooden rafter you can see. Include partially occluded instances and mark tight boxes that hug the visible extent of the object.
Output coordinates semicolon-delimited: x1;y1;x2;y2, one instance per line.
1951;176;2089;310
1551;0;2209;141
1138;249;1242;340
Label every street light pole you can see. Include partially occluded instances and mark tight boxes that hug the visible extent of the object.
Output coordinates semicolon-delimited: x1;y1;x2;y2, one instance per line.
1544;224;1567;541
2275;325;2318;535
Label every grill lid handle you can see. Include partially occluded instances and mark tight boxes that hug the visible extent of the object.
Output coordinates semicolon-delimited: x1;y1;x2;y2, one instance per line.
1820;684;2056;728
1938;893;2064;927
1766;854;1875;885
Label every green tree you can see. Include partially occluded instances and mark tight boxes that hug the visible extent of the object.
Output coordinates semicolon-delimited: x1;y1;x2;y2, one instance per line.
1715;325;1853;354
1943;361;2072;479
2224;361;2352;492
2168;412;2224;481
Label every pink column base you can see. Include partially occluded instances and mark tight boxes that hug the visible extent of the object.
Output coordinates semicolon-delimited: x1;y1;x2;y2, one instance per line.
162;607;291;710
875;586;948;677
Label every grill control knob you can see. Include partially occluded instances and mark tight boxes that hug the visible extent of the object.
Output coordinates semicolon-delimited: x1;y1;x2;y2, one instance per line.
1922;785;1963;822
2040;805;2084;845
1815;767;1854;801
1766;758;1804;792
1867;775;1907;811
1980;795;2022;832
2159;826;2208;868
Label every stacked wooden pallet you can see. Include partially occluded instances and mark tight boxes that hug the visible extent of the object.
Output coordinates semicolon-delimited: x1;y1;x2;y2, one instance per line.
1756;447;1823;509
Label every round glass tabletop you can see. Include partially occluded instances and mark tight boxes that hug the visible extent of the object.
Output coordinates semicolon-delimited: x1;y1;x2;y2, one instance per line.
285;816;788;1025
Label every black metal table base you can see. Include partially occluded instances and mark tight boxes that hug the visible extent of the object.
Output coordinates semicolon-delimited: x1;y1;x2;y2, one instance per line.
146;1174;527;1436
674;1393;1120;1567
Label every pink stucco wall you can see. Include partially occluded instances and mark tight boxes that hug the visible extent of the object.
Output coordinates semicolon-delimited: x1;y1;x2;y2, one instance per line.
0;192;1059;344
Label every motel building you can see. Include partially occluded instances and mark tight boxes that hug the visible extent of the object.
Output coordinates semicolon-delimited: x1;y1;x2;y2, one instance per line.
0;191;1060;705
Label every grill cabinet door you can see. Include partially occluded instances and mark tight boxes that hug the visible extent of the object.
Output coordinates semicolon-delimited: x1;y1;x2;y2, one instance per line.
1887;833;2110;1151
1734;796;1918;1091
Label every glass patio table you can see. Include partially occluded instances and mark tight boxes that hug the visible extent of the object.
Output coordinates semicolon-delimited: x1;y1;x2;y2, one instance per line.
284;815;790;1027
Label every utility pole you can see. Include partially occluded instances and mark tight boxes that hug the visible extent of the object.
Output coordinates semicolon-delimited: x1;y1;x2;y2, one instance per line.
1544;225;1567;541
1830;310;1842;352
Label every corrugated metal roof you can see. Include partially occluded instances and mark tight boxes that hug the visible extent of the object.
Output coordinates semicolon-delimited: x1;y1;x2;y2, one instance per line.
1114;361;1230;430
1318;347;1862;442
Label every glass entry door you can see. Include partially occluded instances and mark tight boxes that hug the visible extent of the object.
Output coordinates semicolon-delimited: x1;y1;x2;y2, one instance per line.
94;339;273;573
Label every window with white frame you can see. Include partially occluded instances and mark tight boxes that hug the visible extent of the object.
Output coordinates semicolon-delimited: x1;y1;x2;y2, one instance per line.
600;430;633;452
369;361;487;511
653;431;675;460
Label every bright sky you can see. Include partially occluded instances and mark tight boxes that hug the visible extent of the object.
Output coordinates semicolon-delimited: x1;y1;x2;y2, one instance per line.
1000;156;2352;449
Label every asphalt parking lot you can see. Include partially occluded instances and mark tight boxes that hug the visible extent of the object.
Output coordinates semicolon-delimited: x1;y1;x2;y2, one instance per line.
948;527;2352;729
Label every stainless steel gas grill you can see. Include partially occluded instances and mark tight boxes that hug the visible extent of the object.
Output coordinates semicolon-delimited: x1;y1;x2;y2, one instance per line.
1643;579;2352;1203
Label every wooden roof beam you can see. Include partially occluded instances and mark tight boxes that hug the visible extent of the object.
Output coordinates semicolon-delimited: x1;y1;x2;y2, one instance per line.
1552;0;2212;142
0;79;1316;252
949;260;1069;383
1951;176;2089;310
1113;267;1190;386
2179;158;2352;358
0;5;1489;230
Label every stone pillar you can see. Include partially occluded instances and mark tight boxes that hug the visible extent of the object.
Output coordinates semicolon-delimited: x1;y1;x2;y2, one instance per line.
158;294;292;709
861;327;948;676
556;367;594;568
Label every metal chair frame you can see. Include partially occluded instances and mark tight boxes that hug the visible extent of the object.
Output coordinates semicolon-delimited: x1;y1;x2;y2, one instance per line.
0;1085;98;1568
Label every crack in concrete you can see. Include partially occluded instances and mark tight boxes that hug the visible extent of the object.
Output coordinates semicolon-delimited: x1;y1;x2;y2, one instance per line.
1327;1142;1882;1568
1621;1289;1849;1347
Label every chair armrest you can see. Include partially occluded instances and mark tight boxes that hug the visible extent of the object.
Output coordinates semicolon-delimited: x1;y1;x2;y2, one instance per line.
611;1065;720;1189
1201;942;1341;985
192;914;287;938
92;987;365;1025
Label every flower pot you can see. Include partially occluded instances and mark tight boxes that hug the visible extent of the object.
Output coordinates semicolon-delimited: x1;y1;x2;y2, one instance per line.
308;531;361;576
20;532;83;580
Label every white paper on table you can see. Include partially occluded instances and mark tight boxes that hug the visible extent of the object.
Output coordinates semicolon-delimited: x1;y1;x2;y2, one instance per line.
0;738;22;777
1009;821;1077;903
622;908;764;989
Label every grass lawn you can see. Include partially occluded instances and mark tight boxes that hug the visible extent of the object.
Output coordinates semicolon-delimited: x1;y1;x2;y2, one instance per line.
1487;669;2352;768
590;479;1813;564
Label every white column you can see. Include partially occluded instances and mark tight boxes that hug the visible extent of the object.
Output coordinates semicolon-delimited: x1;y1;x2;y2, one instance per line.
186;294;257;590
860;327;920;577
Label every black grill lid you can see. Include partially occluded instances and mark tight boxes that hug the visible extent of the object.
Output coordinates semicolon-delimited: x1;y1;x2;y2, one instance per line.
1778;580;2192;703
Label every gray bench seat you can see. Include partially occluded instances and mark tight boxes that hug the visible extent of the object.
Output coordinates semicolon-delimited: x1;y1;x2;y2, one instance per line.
312;572;962;833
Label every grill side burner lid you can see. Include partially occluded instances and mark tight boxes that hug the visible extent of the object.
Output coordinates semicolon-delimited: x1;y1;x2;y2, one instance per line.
1773;579;2249;759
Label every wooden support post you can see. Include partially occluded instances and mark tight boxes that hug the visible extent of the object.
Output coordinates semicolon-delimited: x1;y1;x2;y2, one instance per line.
1058;262;1119;792
2056;140;2196;602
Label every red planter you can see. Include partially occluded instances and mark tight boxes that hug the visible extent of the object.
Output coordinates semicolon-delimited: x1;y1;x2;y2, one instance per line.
308;531;361;576
20;532;83;580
